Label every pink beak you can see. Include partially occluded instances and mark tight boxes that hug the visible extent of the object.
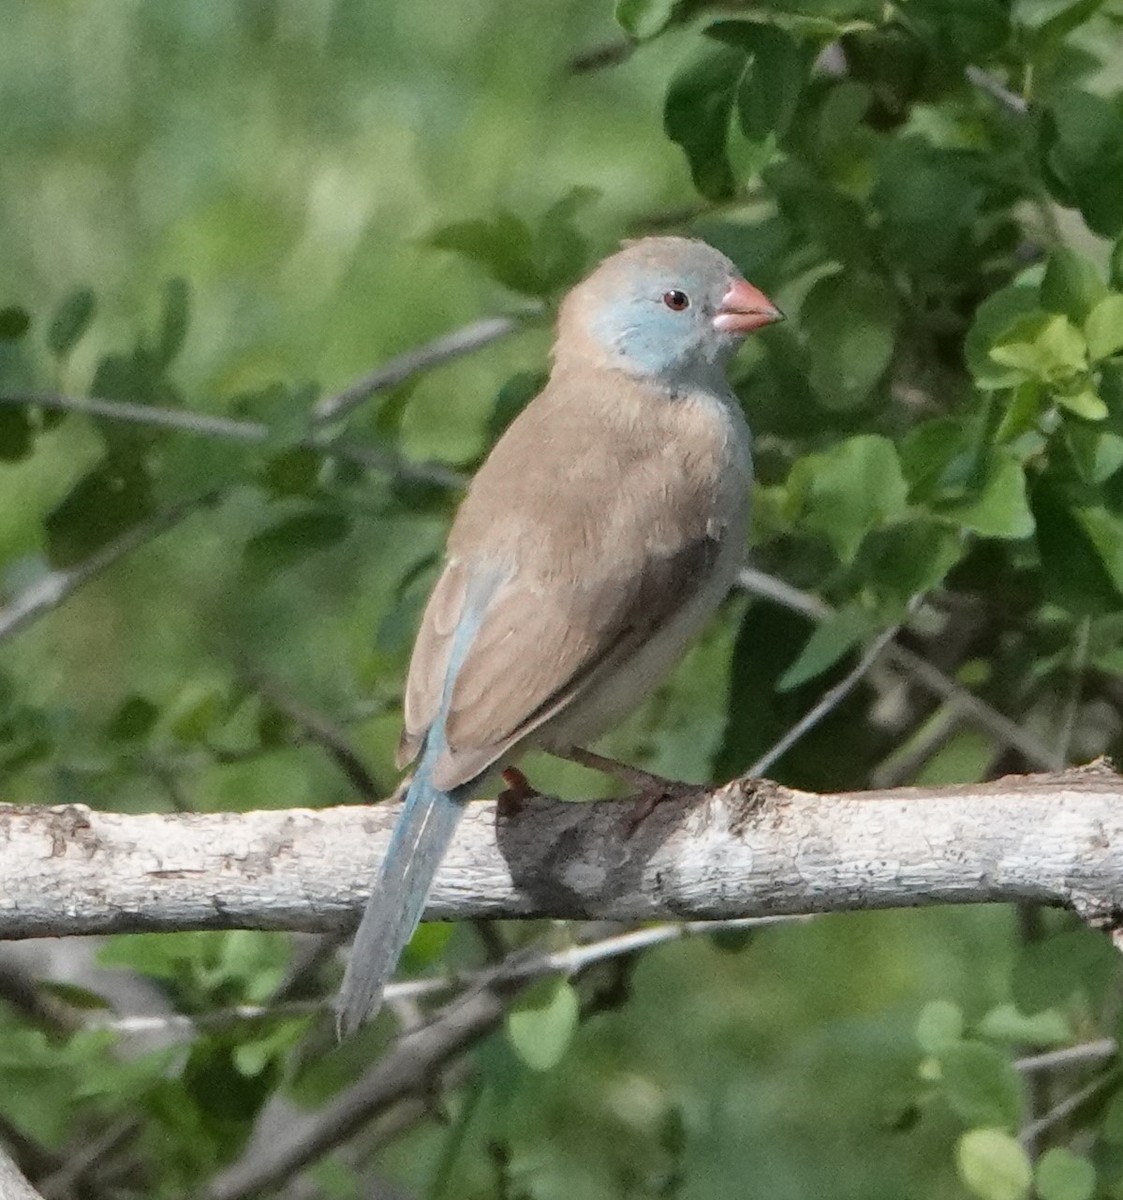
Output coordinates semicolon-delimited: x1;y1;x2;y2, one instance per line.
713;277;784;334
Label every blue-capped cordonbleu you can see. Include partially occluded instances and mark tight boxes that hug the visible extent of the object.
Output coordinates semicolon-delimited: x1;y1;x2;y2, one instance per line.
336;236;782;1036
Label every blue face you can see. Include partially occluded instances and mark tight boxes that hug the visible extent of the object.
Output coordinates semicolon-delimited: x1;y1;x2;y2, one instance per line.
585;261;741;385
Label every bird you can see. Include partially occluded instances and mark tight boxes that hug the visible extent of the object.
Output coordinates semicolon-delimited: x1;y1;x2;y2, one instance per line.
335;235;782;1036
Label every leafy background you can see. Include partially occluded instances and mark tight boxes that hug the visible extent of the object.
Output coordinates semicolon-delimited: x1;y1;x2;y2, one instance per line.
3;1;1123;1198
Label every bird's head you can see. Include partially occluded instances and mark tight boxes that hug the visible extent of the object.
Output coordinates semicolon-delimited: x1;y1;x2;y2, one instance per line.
555;236;783;387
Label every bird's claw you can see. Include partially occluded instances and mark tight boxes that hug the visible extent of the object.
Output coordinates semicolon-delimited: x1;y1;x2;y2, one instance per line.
622;778;697;836
497;766;538;818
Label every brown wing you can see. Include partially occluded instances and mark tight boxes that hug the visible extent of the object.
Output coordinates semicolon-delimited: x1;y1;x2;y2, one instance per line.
422;534;719;791
396;364;745;790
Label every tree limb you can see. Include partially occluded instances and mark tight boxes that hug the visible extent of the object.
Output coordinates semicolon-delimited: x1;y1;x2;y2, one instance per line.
2;763;1123;939
735;567;1064;772
0;1144;48;1200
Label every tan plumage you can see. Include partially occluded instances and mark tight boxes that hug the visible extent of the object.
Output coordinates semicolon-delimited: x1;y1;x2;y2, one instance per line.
397;337;752;792
337;235;780;1036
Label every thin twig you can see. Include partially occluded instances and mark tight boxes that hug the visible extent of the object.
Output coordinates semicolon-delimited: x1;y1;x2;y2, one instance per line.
1015;1039;1117;1074
890;643;1063;771
567;38;635;74
965;65;1030;115
1056;615;1091;766
735;567;1063;771
0;500;199;645
205;915;795;1200
0;392;466;488
1018;1070;1119;1148
312;314;532;423
243;667;384;802
748;623;903;777
35;1119;137;1200
0;1144;47;1200
0;312;504;647
92;916;806;1041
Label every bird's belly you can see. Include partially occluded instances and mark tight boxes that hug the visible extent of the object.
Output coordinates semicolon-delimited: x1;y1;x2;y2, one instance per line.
537;534;742;752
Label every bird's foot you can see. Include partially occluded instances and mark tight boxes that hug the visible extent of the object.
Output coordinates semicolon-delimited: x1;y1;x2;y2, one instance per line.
555;746;697;834
622;778;699;835
559;745;692;795
497;766;539;818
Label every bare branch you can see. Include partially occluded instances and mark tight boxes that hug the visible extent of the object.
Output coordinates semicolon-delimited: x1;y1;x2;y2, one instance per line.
0;392;466;488
312;314;533;423
0;500;199;646
568;38;635;74
0;312;502;646
1019;1070;1117;1148
0;1144;48;1200
735;567;1063;771
748;622;902;776
2;764;1123;937
241;668;385;802
965;65;1030;115
1015;1040;1117;1074
205;977;528;1200
91;916;806;1041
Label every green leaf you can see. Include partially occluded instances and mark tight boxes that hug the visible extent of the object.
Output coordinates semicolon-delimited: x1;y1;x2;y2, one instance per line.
260;447;322;497
1017;0;1108;45
44;459;154;568
1035;1147;1095;1200
976;1003;1071;1047
0;307;30;340
967;285;1045;390
1041;89;1123;238
708;22;807;142
858;520;965;606
874;138;983;272
1072;505;1123;592
909;0;1009;61
106;695;160;742
154;277;190;369
0;406;33;462
1041;249;1108;323
37;980;113;1011
167;680;228;743
506;978;579;1072
400;922;454;971
939;1042;1023;1128
800;271;897;409
663;42;746;201
988;314;1086;383
916;999;963;1055
1012;927;1119;1014
956;1129;1032;1200
614;0;677;39
777;605;880;692
786;435;910;563
535;187;598;295
429;213;543;296
1085;294;1123;361
996;383;1047;443
242;508;353;578
937;452;1034;540
1056;383;1108;421
1102;1088;1123;1143
1032;484;1123;614
47;287;96;359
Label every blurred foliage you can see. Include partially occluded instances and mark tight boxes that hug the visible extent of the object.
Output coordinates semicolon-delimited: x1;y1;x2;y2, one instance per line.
4;0;1123;1198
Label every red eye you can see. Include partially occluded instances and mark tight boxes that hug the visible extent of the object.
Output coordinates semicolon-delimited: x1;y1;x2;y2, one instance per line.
662;289;690;311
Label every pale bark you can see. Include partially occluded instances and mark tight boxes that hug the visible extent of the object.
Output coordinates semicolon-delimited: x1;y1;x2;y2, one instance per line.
1;763;1121;938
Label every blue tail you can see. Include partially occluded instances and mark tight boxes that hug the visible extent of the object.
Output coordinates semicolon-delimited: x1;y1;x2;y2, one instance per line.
335;760;466;1038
